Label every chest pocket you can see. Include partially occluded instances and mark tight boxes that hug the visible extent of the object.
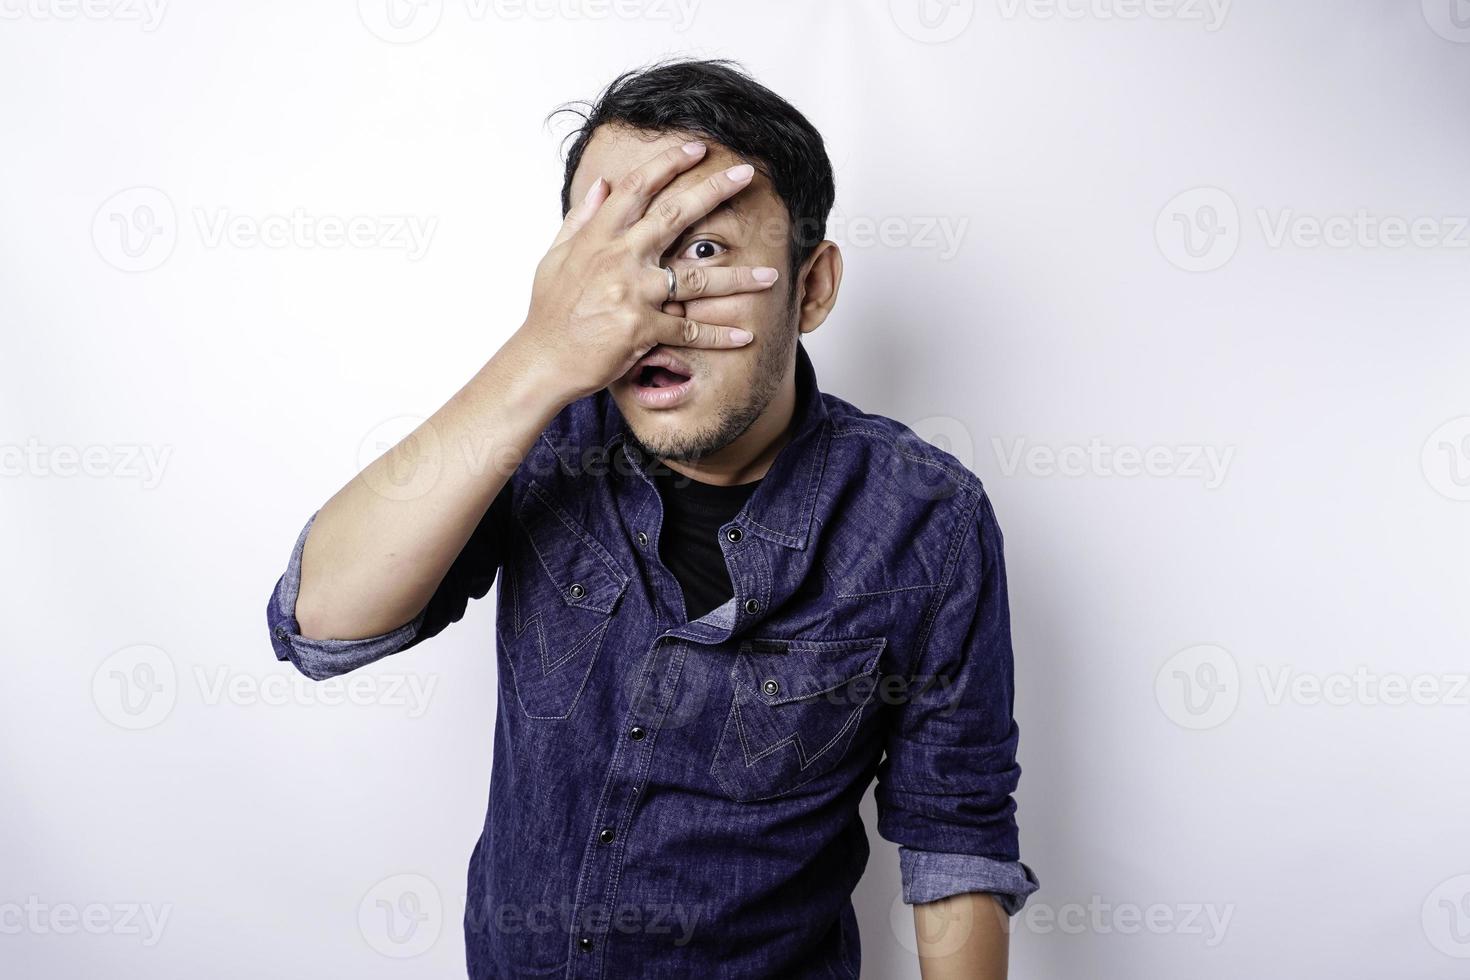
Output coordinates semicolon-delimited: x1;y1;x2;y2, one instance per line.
496;483;629;720
710;636;886;802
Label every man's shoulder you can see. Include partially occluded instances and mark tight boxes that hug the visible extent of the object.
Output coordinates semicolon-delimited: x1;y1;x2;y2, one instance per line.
811;392;997;598
819;391;988;509
519;391;618;482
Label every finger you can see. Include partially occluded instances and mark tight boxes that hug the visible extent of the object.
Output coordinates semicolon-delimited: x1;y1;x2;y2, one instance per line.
598;141;711;230
626;163;756;258
644;310;754;350
644;264;779;304
551;176;609;248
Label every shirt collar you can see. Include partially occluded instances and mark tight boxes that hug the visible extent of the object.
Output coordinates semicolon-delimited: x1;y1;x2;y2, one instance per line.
606;339;832;551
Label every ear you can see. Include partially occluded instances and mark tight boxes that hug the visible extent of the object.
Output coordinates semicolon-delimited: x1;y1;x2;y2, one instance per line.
795;241;843;336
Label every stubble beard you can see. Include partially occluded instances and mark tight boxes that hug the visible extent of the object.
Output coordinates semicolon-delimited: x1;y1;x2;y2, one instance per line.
628;310;798;466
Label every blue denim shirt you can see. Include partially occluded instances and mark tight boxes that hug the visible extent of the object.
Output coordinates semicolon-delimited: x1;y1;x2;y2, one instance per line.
267;341;1037;978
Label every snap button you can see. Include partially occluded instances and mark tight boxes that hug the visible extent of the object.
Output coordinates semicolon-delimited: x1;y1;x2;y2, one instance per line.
762;678;780;697
725;526;743;543
568;583;586;600
273;626;288;640
743;598;761;614
598;828;615;844
577;936;593;952
628;726;646;741
636;531;649;547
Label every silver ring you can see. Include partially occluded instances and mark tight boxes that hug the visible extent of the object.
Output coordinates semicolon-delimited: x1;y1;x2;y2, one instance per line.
663;265;678;304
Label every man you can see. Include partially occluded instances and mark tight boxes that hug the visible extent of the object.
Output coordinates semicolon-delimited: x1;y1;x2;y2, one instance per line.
267;59;1037;978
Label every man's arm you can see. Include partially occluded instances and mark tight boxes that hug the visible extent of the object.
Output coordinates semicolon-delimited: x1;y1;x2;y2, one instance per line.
913;892;1009;980
291;141;774;642
293;345;561;641
875;489;1038;975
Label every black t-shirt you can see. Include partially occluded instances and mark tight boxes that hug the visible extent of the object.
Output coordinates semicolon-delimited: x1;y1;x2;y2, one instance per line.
651;466;761;622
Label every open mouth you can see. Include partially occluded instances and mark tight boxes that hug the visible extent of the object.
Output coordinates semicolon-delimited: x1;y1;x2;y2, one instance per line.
626;348;697;408
635;364;692;389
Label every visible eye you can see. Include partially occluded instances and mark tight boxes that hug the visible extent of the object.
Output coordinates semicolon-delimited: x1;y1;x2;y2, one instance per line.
678;239;727;261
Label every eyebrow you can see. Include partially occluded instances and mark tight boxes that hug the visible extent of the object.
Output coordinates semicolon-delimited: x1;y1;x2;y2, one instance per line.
688;200;749;232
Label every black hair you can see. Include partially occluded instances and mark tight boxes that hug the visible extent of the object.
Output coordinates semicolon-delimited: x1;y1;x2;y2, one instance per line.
553;59;835;278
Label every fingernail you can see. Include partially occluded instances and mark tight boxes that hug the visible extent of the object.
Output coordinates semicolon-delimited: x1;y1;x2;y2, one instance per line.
726;164;755;182
730;328;754;343
683;141;706;156
582;177;603;204
752;267;779;284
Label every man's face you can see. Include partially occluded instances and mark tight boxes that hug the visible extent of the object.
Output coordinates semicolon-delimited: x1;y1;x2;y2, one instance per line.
568;125;800;464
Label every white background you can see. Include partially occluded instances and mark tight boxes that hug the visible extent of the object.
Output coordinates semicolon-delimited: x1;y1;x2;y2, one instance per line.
4;1;1469;977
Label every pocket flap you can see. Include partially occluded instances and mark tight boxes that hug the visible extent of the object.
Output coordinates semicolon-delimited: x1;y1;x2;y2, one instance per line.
518;483;628;615
735;636;886;706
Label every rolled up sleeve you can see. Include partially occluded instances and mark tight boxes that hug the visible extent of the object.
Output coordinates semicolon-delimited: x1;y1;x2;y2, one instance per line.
898;847;1039;914
876;490;1038;914
266;486;509;681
